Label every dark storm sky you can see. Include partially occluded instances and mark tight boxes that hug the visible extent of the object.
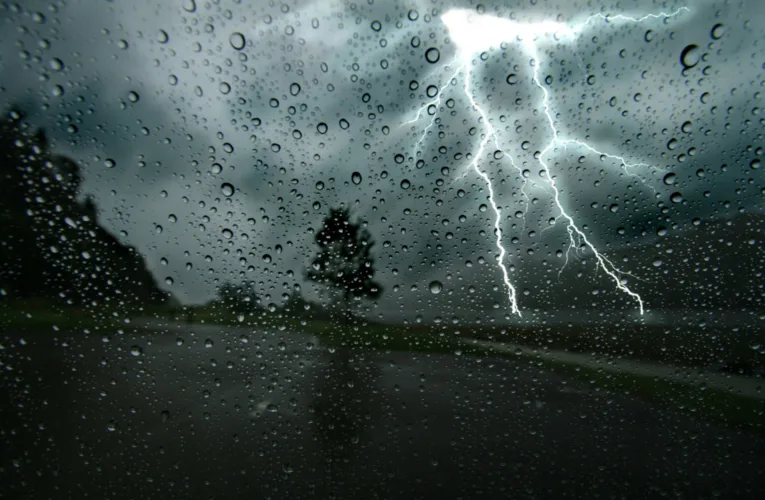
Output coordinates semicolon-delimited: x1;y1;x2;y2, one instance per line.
1;0;763;322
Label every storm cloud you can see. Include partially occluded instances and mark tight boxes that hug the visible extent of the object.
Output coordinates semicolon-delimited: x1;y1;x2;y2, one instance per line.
1;0;763;323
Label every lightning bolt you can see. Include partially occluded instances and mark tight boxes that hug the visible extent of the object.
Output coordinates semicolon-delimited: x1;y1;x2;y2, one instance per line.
403;7;690;316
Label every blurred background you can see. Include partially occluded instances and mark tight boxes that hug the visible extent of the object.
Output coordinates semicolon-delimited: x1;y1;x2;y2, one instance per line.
1;0;764;498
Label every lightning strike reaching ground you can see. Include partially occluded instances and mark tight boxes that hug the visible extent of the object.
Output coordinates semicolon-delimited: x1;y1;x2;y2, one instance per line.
404;6;690;316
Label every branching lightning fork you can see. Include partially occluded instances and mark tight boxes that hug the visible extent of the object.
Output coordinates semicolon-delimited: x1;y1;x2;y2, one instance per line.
402;6;690;316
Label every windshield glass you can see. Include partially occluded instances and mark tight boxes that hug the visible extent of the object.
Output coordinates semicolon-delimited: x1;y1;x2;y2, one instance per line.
2;0;764;498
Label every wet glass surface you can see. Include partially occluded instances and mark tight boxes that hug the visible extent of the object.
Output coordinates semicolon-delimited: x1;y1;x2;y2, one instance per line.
1;0;764;498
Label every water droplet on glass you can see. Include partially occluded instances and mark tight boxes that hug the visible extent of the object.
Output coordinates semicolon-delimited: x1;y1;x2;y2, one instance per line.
130;346;142;356
425;47;440;63
222;228;233;239
339;118;350;129
680;44;700;70
104;158;116;168
317;122;328;134
710;23;724;40
351;172;362;185
49;58;64;71
220;182;234;196
182;0;196;13
400;179;410;189
429;281;443;294
663;173;677;185
229;32;246;50
157;29;169;44
289;82;301;96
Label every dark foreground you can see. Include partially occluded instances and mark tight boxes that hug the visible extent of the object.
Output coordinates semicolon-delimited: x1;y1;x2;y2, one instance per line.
1;324;764;499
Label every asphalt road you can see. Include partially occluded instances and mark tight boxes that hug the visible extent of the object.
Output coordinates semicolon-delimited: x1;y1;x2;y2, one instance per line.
1;323;764;499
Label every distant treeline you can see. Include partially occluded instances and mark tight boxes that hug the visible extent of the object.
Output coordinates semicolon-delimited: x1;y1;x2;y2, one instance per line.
202;281;336;322
0;108;169;307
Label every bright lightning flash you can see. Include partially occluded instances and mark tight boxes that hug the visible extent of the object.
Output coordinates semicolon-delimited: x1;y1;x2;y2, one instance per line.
404;7;689;317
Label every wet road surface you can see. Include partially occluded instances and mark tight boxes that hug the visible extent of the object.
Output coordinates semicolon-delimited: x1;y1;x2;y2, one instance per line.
1;324;764;499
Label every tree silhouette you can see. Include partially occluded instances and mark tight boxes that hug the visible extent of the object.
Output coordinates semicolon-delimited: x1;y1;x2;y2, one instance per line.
0;107;168;307
306;207;382;320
